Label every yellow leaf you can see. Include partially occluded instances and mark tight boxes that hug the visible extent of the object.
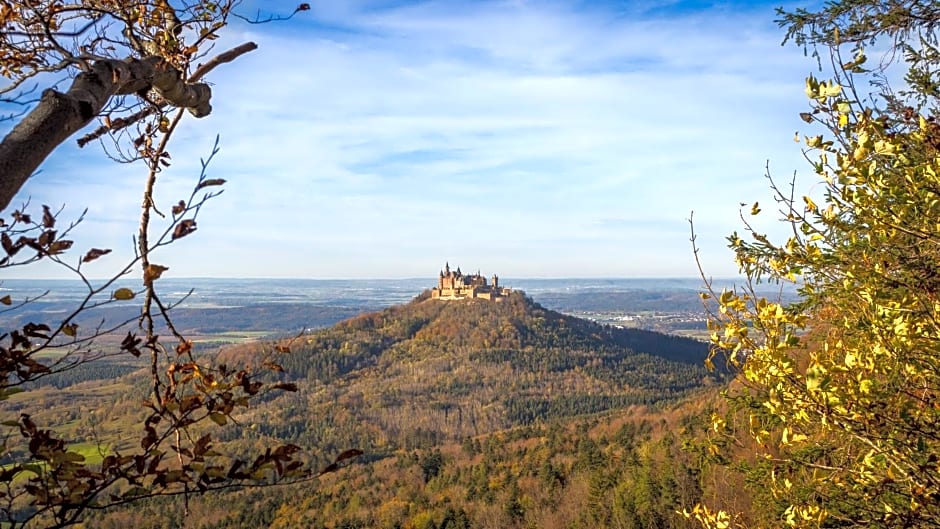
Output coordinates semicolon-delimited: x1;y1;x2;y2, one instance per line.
820;82;842;98
113;288;135;301
803;195;818;212
844;352;857;368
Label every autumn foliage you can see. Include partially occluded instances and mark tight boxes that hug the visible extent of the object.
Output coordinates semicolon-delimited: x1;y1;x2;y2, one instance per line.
689;1;940;527
0;2;326;528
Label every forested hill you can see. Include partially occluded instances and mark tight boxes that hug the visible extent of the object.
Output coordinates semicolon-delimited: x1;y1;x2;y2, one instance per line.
306;289;708;366
222;290;718;452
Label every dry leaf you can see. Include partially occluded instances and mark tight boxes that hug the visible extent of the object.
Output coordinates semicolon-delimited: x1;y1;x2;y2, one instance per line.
144;264;169;285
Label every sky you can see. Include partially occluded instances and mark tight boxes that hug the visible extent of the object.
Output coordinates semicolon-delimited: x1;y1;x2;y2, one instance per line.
3;0;824;280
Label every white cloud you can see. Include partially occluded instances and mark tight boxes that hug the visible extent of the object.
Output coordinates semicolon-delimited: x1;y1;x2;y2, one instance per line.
5;0;820;279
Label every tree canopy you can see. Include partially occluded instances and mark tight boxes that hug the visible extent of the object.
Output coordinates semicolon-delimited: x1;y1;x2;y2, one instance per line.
689;1;940;527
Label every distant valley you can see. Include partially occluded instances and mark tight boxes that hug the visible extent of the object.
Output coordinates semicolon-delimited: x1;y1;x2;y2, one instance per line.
2;277;732;341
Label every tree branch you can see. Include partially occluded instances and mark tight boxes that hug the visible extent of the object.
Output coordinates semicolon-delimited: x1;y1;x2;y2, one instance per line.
76;42;258;148
0;56;215;211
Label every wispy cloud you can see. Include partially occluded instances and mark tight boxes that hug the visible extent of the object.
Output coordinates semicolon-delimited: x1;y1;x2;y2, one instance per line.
6;0;818;279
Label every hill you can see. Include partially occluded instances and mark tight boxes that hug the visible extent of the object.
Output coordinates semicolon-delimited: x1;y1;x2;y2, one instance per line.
218;290;718;454
79;290;730;529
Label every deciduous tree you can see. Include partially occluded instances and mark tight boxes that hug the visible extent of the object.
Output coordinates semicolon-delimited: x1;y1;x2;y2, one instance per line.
0;2;361;528
688;1;940;527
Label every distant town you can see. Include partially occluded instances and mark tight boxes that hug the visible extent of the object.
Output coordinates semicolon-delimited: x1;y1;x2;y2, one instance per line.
560;308;708;340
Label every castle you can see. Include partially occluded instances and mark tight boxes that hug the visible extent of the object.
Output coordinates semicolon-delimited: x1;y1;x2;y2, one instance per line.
431;263;511;301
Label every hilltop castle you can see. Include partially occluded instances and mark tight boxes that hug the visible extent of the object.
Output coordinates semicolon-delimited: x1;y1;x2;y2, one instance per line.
431;262;511;301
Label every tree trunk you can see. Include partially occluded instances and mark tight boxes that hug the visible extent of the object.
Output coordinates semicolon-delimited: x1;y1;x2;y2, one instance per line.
0;56;212;211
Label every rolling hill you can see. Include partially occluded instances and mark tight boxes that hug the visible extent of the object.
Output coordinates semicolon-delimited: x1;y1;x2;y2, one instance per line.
218;290;718;454
82;289;731;529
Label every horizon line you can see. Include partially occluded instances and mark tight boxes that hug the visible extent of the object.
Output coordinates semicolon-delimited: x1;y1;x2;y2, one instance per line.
0;275;736;282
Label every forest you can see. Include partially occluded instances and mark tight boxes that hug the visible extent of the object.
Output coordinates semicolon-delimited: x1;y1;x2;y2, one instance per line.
83;397;733;529
4;289;726;528
3;0;940;528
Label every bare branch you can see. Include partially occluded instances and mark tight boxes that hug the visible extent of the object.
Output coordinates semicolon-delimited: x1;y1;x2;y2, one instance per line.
232;3;311;24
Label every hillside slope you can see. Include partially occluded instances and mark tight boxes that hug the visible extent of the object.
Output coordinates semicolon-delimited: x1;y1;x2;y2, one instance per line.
222;291;717;453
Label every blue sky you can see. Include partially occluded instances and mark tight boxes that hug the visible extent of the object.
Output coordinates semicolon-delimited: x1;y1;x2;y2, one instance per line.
4;0;820;279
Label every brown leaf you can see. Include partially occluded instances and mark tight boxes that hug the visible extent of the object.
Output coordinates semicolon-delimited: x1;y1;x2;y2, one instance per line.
176;340;192;356
193;434;212;458
172;219;197;240
195;178;226;190
144;264;169;285
141;429;157;450
335;449;363;463
171;200;186;216
179;394;203;413
226;460;246;479
121;332;142;357
0;295;10;306
41;205;55;228
24;359;50;375
47;239;73;255
21;236;41;252
23;323;51;339
238;372;261;395
37;230;55;247
0;233;12;256
273;444;301;459
262;361;284;372
82;248;112;263
20;414;36;433
62;323;78;337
